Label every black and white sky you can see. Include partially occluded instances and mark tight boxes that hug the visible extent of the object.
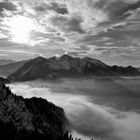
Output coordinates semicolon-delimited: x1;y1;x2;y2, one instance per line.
0;0;140;66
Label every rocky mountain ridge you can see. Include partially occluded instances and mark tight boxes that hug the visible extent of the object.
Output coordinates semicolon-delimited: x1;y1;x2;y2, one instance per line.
7;55;140;82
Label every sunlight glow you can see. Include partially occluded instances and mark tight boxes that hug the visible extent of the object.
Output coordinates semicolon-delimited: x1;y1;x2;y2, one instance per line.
2;15;36;44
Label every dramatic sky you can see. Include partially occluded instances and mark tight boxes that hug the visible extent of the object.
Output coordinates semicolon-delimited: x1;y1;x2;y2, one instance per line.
0;0;140;66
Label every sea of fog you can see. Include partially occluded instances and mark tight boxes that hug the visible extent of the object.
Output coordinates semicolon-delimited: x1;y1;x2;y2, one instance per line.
8;77;140;140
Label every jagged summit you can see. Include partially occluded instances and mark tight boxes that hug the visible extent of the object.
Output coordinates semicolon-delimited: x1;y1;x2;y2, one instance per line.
60;54;73;60
82;56;108;68
31;56;47;62
7;55;140;82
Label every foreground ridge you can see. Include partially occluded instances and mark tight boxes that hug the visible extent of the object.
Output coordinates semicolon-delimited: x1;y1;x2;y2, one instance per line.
0;83;76;140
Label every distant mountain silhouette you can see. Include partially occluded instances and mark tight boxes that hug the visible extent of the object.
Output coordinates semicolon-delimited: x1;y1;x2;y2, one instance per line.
0;84;72;140
0;59;15;65
0;60;27;77
7;55;140;82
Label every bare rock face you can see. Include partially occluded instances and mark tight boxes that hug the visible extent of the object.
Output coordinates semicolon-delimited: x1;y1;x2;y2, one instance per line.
0;84;69;140
7;55;140;82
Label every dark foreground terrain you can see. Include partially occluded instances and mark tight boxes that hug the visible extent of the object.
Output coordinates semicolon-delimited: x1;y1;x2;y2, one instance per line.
0;83;76;140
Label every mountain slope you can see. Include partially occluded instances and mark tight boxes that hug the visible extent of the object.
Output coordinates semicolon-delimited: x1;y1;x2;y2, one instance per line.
0;60;27;77
7;55;140;82
0;59;15;65
0;77;10;84
0;84;70;140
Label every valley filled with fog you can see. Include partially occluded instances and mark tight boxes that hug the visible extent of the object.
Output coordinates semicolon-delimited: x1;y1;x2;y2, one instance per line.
8;77;140;140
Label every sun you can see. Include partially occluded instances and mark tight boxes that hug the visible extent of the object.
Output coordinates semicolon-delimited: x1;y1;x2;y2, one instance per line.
3;15;36;44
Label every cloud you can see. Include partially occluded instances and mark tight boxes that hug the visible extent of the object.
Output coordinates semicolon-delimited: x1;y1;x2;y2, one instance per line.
0;1;17;13
35;2;68;15
50;15;84;33
0;0;140;66
0;48;43;60
8;81;140;140
94;0;140;19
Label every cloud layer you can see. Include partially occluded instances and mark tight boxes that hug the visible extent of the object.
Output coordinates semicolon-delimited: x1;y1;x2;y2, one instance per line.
0;0;140;66
9;81;140;140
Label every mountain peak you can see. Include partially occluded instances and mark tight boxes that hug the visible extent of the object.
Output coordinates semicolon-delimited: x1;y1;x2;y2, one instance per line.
127;65;135;69
60;54;73;60
32;56;46;62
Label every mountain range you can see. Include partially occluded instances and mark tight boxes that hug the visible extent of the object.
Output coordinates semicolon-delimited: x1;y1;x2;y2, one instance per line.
6;55;140;82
